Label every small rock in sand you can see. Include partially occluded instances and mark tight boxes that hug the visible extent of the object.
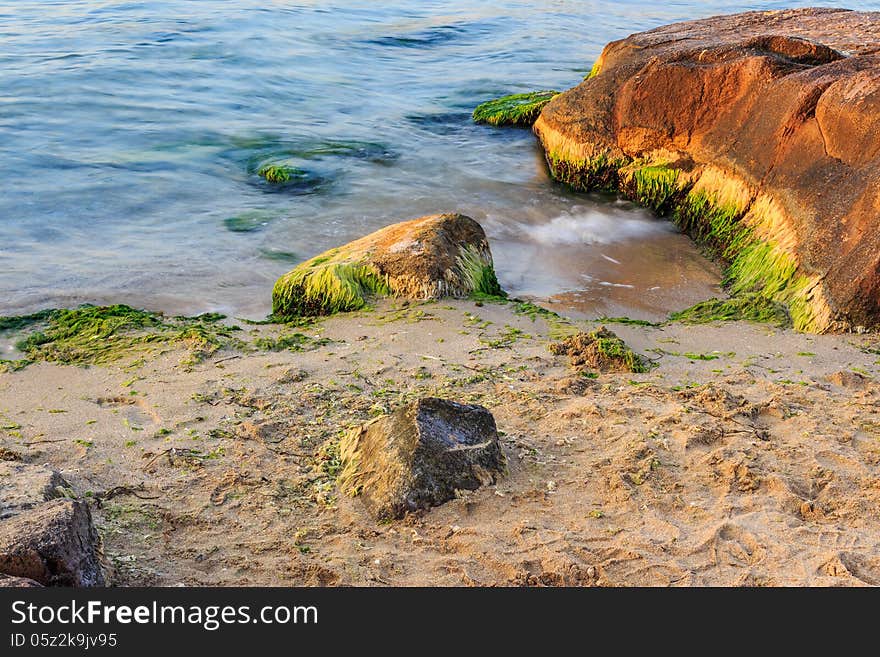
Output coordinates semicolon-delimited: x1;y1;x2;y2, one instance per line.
338;397;506;520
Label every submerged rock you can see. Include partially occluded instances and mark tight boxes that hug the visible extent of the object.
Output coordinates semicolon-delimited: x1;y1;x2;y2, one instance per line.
272;213;503;318
0;499;105;587
533;8;880;332
223;210;278;233
338;397;506;520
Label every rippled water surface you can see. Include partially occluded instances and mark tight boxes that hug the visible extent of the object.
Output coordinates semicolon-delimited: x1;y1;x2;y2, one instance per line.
1;0;873;319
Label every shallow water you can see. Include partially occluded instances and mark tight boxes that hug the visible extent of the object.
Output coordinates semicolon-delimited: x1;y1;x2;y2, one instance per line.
1;0;873;320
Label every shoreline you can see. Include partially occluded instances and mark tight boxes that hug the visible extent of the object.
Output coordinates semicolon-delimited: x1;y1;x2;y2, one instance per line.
2;298;879;586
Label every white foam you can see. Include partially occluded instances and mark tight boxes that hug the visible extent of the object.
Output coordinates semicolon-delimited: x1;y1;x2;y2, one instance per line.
528;210;670;246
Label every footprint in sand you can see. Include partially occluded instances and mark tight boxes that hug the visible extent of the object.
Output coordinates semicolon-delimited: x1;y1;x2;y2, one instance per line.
821;552;880;586
693;522;766;572
93;396;162;430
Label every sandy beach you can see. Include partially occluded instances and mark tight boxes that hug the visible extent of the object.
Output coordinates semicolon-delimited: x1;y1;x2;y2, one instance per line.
2;299;878;586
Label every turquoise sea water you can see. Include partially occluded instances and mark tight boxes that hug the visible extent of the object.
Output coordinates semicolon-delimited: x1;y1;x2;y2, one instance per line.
1;1;875;319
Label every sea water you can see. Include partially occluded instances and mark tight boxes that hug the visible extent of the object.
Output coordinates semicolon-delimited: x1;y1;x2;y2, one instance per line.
0;0;871;320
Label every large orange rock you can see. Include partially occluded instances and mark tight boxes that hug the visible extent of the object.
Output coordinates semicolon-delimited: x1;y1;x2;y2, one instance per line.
534;8;880;332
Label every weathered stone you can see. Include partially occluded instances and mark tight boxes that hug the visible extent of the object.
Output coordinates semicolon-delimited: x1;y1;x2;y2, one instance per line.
0;462;69;520
534;8;880;332
825;370;870;390
339;398;506;519
0;573;42;587
0;499;106;587
272;213;503;318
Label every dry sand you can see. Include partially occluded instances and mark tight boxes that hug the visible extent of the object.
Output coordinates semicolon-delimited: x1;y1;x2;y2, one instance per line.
1;299;879;586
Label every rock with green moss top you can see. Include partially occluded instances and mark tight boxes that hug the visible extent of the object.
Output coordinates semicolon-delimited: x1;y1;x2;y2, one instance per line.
272;213;503;319
256;163;311;185
549;326;651;374
473;91;559;127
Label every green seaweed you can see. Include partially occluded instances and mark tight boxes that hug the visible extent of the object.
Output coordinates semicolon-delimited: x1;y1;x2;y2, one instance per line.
586;59;602;79
549;326;651;374
546;151;624;192
4;305;239;367
629;164;684;215
0;359;31;373
668;294;791;327
457;244;506;300
514;300;559;320
473;91;559;127
253;332;311;351
672;191;749;259
292;140;396;163
258;249;300;263
0;309;54;332
593;331;651;374
272;261;392;319
233;136;397;165
256;164;308;184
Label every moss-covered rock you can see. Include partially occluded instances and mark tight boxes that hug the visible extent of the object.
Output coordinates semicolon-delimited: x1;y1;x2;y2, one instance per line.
272;213;503;319
473;91;559;127
549;326;651;374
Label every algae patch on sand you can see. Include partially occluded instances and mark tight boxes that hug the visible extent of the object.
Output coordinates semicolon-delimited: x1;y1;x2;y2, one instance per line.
669;294;791;327
0;305;241;368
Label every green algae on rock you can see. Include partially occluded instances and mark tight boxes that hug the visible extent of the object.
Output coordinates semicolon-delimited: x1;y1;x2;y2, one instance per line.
256;163;311;185
0;305;240;367
549;326;651;374
472;91;558;127
272;213;502;320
